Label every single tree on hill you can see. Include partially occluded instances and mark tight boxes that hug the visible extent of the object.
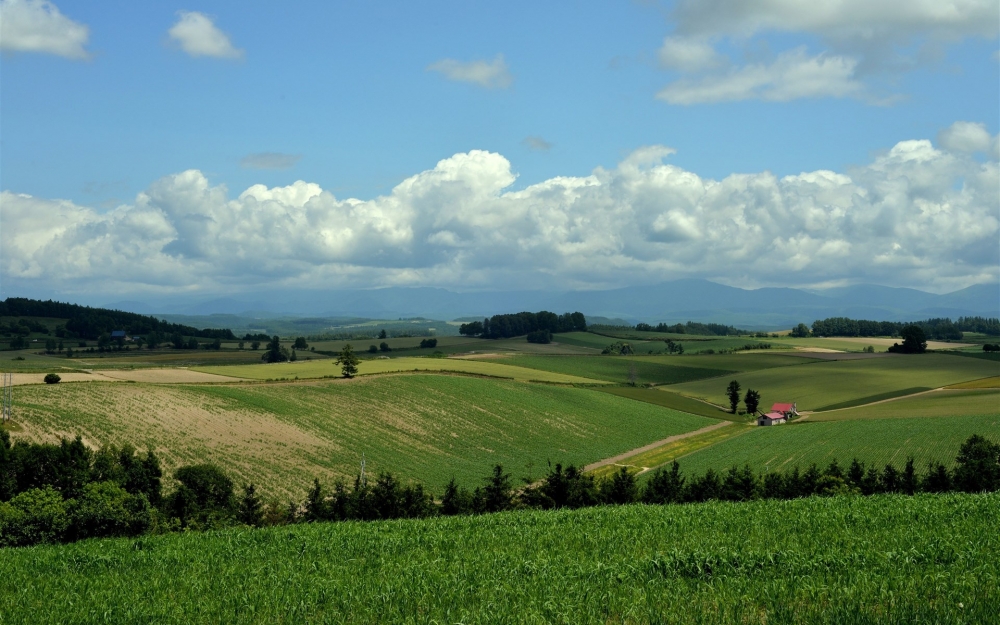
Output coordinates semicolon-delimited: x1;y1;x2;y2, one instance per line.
744;389;761;415
293;337;308;349
726;380;742;413
262;336;289;363
379;329;387;339
791;323;810;337
336;343;359;378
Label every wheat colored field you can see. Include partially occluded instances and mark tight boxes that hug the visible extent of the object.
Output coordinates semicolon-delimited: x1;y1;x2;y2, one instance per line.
194;356;607;384
10;375;711;498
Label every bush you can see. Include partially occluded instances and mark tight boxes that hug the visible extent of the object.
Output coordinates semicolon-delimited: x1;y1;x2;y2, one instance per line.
368;345;378;353
44;373;61;384
70;481;152;540
419;338;438;349
0;487;70;547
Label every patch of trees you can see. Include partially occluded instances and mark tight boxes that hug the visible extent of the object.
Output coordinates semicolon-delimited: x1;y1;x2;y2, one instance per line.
0;298;235;342
1;432;997;549
887;325;928;354
601;341;634;355
419;338;438;348
526;330;551;344
809;316;999;339
631;321;747;336
261;336;290;363
983;344;1000;353
459;311;586;339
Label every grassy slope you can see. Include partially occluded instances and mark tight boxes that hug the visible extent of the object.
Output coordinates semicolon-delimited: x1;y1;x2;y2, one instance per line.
674;414;1000;475
479;353;816;386
669;353;1000;411
13;377;712;496
194;356;605;384
2;494;996;624
808;389;1000;421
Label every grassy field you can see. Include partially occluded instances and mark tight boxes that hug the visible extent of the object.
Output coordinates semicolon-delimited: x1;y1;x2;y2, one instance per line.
947;375;1000;389
194;356;606;384
1;493;995;623
669;353;1000;411
10;377;713;497
674;413;999;475
482;354;737;385
808;389;1000;421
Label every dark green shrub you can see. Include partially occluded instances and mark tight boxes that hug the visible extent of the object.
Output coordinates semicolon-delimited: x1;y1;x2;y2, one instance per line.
70;481;151;540
0;487;70;547
44;373;61;384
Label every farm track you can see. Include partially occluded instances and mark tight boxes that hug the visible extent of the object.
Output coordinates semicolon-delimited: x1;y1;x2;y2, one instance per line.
584;420;733;473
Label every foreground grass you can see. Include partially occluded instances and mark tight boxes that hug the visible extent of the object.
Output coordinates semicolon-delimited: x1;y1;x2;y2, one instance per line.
1;494;995;624
194;356;606;384
13;376;713;496
676;413;1000;475
670;353;1000;411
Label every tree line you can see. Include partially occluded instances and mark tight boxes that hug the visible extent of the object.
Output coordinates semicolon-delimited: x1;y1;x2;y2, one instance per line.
459;311;586;339
592;321;748;336
1;429;996;549
806;316;999;339
0;298;235;342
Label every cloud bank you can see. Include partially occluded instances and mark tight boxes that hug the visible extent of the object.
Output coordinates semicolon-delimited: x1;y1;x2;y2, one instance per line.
657;0;999;104
0;0;89;59
2;122;997;297
168;11;243;59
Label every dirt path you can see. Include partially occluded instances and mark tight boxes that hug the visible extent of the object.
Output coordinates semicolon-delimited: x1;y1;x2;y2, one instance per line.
583;420;733;473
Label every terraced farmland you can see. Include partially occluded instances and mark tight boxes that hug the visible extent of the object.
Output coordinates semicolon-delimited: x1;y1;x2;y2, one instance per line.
10;377;713;497
674;413;1000;476
669;353;1000;411
2;493;995;623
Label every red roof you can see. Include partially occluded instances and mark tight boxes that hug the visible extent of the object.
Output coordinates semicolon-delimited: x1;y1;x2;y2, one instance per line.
771;403;795;412
761;412;786;420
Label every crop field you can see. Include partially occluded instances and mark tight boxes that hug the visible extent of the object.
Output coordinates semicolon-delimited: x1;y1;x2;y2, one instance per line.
947;375;1000;389
669;353;1000;411
483;354;737;385
1;493;995;623
193;356;607;383
10;377;713;496
596;387;732;418
808;389;1000;421
674;413;999;476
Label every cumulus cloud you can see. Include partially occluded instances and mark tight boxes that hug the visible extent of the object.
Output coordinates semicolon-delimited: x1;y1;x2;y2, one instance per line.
656;0;998;104
522;136;552;152
427;54;512;89
938;121;994;154
2;125;998;295
240;152;302;170
658;47;862;104
168;11;243;59
0;0;88;59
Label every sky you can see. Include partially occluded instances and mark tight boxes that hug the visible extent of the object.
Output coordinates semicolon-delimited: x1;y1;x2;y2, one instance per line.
1;0;998;303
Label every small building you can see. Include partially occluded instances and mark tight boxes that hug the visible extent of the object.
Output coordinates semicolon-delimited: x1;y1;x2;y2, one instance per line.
770;402;798;418
110;330;130;341
757;412;787;426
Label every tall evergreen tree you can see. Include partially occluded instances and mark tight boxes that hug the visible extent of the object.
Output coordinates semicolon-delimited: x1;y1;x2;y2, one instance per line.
726;380;742;414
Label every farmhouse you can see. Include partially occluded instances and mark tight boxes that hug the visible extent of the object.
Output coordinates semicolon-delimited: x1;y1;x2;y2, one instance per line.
770;402;798;417
757;412;787;426
110;330;131;341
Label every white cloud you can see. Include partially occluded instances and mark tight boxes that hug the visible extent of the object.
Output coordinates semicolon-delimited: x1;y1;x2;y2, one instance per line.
658;47;862;104
427;54;512;89
240;153;302;170
938;121;993;153
168;11;243;59
0;0;88;59
2;124;998;294
656;0;998;104
658;36;724;72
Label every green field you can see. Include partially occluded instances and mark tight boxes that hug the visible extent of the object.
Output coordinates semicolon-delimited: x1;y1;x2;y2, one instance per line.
194;356;606;384
808;389;1000;421
484;354;737;385
674;414;1000;475
596;386;732;419
1;494;995;623
12;377;713;496
669;353;1000;411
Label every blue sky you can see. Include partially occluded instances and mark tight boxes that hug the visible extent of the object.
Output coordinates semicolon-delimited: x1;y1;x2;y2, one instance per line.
1;0;998;301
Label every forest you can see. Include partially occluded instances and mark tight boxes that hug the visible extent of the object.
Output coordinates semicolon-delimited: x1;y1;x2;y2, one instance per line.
809;316;999;338
459;311;587;339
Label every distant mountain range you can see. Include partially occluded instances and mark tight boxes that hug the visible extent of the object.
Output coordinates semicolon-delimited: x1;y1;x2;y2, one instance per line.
101;279;999;329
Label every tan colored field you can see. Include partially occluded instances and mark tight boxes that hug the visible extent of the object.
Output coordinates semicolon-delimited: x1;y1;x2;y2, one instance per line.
946;376;1000;389
9;369;241;385
814;337;974;350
